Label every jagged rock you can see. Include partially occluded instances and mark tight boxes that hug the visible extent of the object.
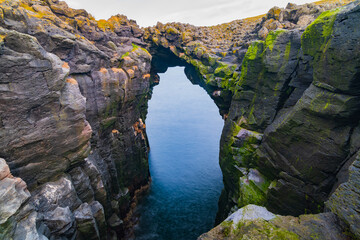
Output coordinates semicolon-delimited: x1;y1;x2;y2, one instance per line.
296;15;315;27
0;26;92;189
74;203;100;240
0;0;152;238
199;204;348;240
0;159;31;225
90;201;107;238
32;175;82;212
0;159;45;240
254;0;360;217
82;158;107;208
326;152;360;238
43;206;76;237
1;0;359;239
69;167;95;203
258;27;269;39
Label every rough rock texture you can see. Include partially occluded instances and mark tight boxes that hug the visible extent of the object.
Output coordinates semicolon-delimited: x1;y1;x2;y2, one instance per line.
0;158;46;240
326;151;360;238
143;0;353;114
0;0;151;239
144;0;360;238
198;204;349;240
1;0;360;239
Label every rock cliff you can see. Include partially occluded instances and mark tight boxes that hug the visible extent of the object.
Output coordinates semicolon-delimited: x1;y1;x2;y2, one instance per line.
0;0;151;239
0;0;359;239
144;0;360;238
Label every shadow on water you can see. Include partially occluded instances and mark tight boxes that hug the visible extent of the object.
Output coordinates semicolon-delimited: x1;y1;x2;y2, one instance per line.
133;67;224;240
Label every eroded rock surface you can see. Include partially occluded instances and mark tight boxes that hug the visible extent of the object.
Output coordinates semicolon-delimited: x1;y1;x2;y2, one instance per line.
0;158;46;240
1;0;360;239
198;204;349;240
144;0;360;238
0;0;151;238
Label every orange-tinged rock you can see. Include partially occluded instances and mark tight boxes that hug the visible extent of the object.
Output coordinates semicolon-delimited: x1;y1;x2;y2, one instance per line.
99;68;108;74
66;78;78;85
62;62;70;69
111;68;125;74
127;69;135;78
142;74;150;80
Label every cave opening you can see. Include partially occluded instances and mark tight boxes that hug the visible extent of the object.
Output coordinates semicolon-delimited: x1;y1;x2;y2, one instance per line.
130;47;227;240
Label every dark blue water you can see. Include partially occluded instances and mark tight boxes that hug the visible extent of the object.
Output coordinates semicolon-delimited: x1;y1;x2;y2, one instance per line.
133;67;224;240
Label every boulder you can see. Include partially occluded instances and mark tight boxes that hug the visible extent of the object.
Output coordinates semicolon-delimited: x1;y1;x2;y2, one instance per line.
199;204;348;240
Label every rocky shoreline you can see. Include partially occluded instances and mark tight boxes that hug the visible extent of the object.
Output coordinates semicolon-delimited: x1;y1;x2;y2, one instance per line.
0;0;359;239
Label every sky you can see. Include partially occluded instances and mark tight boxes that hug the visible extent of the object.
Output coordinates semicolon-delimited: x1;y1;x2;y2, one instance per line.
64;0;318;27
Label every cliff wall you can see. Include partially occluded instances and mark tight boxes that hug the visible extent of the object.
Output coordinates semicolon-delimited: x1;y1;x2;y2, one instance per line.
0;0;359;239
0;0;151;239
144;0;360;238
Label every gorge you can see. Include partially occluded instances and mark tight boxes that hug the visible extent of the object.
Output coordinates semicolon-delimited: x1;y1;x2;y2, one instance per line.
0;0;359;239
133;67;223;240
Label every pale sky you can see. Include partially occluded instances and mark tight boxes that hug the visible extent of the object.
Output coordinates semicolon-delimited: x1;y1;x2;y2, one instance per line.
64;0;317;27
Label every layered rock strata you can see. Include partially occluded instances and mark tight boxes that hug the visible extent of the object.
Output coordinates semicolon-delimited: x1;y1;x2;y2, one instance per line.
0;0;151;239
1;0;360;239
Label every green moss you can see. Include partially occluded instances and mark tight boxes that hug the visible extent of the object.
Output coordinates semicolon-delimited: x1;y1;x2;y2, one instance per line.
284;41;292;61
220;220;233;237
206;54;220;67
212;62;238;90
265;30;286;51
190;59;210;76
246;41;262;60
121;43;150;59
237;41;264;89
131;43;139;50
301;8;340;57
220;121;243;194
230;219;300;240
121;51;130;58
239;177;269;207
214;63;235;77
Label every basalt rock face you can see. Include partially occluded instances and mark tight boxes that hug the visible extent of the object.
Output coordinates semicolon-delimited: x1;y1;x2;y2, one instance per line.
0;0;151;239
144;0;360;238
1;0;360;239
216;2;360;238
0;158;45;240
144;0;352;114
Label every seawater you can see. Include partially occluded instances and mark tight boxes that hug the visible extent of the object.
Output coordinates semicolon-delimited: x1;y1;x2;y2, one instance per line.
134;67;224;240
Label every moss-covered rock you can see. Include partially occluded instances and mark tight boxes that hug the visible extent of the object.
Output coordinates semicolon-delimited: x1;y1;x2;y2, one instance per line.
200;204;349;240
326;152;360;239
